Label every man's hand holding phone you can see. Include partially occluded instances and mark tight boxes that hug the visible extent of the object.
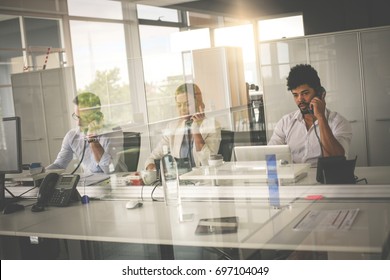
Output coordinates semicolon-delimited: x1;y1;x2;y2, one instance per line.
85;117;103;143
310;90;326;118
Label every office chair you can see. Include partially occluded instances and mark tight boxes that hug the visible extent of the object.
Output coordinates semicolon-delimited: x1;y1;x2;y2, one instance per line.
217;130;235;162
117;131;141;172
316;156;357;184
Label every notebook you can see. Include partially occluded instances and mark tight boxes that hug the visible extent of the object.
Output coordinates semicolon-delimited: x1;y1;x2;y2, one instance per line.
234;145;292;164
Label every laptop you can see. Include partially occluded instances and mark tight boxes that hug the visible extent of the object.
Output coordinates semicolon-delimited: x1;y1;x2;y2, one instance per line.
233;145;292;164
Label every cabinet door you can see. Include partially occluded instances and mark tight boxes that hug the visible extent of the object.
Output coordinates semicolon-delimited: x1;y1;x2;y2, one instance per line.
192;47;247;130
12;72;50;165
360;28;390;166
41;68;72;162
308;33;367;166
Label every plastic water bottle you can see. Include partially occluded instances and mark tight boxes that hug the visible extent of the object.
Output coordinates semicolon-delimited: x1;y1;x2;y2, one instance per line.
161;145;181;206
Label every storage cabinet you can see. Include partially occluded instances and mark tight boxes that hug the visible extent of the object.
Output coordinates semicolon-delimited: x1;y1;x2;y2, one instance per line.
307;33;367;166
191;47;248;131
360;28;390;166
11;67;76;166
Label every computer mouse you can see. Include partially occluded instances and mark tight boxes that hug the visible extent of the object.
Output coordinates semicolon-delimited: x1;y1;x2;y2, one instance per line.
125;200;143;209
2;203;25;214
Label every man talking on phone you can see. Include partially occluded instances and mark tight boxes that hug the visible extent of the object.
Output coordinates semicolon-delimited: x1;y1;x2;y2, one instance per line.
268;64;352;166
46;92;127;174
145;83;221;171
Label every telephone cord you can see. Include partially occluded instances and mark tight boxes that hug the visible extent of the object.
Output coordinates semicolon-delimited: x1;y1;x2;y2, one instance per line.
71;139;87;175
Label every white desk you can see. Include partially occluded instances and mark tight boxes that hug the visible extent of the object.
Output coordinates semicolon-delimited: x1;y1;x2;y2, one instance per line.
180;164;390;186
243;198;390;259
179;162;310;185
0;199;283;259
4;166;390;204
2;166;390;259
4;200;280;247
1;191;390;259
5;166;390;198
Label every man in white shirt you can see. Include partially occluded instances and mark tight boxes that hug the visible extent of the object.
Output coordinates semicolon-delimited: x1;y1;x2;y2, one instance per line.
268;64;352;166
145;83;221;170
46;92;127;174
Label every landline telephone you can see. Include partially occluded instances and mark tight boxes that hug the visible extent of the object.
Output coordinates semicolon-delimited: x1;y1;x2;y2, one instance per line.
309;86;326;114
31;173;80;212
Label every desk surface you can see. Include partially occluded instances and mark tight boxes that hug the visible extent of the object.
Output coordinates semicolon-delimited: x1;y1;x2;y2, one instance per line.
3;166;390;259
179;165;390;186
5;166;390;203
0;199;281;248
180;162;310;181
1;194;390;259
243;198;390;257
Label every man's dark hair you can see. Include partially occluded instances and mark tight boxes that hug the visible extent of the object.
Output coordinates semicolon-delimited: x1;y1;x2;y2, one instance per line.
286;64;321;91
73;92;101;109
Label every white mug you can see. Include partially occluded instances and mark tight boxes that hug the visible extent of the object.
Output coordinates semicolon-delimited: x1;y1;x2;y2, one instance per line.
141;170;157;185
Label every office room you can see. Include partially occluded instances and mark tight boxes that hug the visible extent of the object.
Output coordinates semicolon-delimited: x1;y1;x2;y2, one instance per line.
1;0;389;277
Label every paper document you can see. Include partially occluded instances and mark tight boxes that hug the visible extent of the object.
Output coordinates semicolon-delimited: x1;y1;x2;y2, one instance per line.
293;209;359;231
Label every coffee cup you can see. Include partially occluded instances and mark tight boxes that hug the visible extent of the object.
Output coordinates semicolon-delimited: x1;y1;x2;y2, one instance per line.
29;162;43;175
208;154;223;167
141;170;157;185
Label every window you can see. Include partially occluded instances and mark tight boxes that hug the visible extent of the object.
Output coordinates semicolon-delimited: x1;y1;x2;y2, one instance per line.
0;15;64;117
68;0;123;20
139;25;183;123
170;28;210;52
214;24;257;84
137;4;179;22
258;15;304;41
24;17;63;71
69;20;132;126
0;15;23;117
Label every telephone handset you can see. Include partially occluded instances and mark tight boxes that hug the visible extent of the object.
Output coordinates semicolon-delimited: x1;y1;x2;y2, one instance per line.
309;86;326;114
31;173;80;212
185;119;193;127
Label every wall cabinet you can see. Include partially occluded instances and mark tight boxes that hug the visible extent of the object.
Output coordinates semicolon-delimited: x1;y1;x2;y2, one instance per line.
11;67;76;167
259;27;390;166
360;28;390;166
307;33;367;166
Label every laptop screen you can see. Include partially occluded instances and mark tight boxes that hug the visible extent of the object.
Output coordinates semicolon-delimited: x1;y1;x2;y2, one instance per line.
233;145;292;164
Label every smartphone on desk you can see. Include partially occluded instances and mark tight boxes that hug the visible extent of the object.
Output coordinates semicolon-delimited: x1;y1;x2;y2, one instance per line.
32;173;80;212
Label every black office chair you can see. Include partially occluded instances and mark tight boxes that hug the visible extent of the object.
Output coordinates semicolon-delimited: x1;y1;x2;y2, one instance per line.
120;131;141;172
316;156;357;184
217;130;235;162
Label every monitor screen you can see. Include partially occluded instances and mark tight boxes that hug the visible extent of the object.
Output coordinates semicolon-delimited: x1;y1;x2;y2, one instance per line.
0;117;23;174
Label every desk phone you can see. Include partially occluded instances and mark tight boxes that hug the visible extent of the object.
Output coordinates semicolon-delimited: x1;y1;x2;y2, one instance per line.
32;173;80;212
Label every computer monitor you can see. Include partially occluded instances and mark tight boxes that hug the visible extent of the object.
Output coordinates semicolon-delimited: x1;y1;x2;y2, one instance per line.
0;117;23;208
233;144;292;164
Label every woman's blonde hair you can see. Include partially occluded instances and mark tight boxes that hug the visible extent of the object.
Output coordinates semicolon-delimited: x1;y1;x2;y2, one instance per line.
175;83;204;111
